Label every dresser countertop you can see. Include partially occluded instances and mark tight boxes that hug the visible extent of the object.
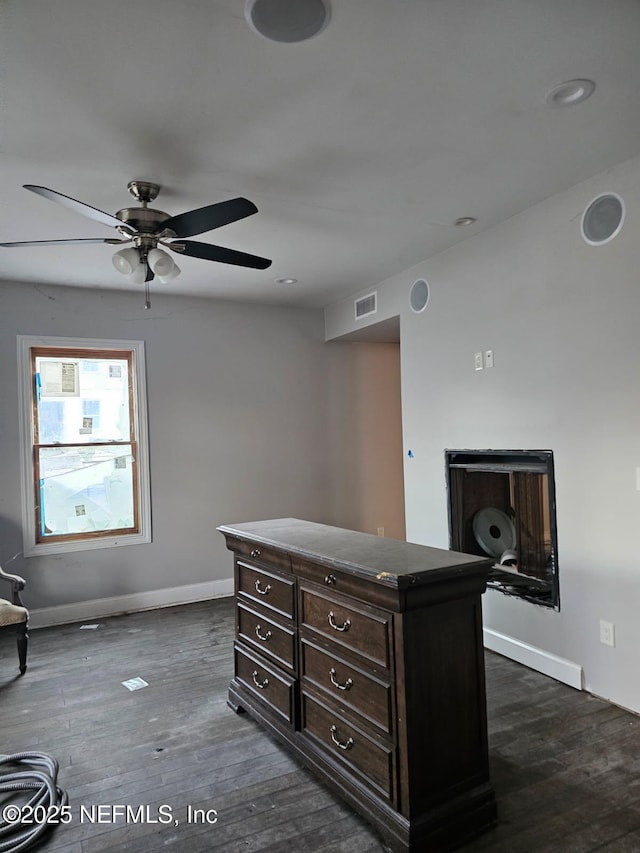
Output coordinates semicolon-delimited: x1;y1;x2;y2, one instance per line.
218;517;492;588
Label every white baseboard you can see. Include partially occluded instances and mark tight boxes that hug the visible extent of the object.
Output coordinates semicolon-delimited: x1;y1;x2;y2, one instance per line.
483;627;583;690
28;578;234;629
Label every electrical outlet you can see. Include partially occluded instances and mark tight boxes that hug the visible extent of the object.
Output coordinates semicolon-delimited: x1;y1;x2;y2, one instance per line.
599;619;615;647
485;349;494;368
474;352;483;371
377;526;385;537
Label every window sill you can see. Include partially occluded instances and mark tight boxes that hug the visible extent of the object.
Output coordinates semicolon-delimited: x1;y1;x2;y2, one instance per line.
25;532;151;557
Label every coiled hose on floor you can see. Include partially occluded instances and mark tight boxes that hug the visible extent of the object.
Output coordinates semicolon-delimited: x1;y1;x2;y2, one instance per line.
0;752;69;853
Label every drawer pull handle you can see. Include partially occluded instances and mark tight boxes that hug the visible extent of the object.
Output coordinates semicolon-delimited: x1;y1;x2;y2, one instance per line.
250;548;262;558
252;670;269;690
330;725;354;751
328;611;351;633
324;574;336;585
254;579;272;596
329;668;353;691
255;624;272;642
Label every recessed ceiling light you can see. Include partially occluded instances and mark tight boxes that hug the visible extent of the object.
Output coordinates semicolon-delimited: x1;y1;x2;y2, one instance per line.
275;277;298;285
454;217;476;226
545;79;595;107
245;0;331;43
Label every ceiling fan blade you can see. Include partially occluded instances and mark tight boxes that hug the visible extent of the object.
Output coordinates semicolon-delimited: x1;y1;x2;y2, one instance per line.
23;185;135;233
0;237;127;247
161;198;258;239
170;240;272;270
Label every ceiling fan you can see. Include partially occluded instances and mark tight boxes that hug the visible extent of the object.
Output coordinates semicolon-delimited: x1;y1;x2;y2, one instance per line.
1;181;272;304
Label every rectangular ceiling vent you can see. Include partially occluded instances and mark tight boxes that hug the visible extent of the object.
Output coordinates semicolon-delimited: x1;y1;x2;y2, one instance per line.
354;292;377;320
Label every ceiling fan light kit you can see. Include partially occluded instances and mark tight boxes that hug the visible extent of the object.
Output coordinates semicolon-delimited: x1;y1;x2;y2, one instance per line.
157;264;181;284
1;180;272;308
112;247;141;277
147;247;177;277
126;261;148;286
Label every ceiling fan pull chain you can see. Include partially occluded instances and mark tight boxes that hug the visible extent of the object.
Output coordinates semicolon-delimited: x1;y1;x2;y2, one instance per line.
144;277;151;310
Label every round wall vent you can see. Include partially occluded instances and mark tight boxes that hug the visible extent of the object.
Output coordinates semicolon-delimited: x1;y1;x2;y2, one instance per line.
245;0;331;43
581;193;625;246
409;278;430;313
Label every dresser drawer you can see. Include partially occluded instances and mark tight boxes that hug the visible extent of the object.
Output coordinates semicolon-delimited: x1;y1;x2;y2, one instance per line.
237;560;295;620
299;584;392;670
301;639;393;735
230;538;290;573
237;602;296;672
292;556;399;611
301;692;395;802
235;644;296;725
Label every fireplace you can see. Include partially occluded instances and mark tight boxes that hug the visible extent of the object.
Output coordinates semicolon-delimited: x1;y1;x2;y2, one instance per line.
445;449;559;608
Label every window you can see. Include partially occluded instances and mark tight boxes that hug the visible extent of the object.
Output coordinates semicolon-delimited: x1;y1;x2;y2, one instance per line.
18;337;151;555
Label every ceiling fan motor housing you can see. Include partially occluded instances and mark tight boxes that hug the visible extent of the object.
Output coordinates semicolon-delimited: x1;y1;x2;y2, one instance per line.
115;207;175;238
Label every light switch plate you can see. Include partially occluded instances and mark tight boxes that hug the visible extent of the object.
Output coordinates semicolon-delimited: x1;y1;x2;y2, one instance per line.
599;620;615;647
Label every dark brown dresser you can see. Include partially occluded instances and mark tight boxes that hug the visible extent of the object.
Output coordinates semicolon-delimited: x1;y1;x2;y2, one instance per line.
218;518;497;852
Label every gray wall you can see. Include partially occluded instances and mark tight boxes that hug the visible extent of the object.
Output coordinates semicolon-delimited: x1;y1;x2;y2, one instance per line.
326;151;640;715
0;281;358;617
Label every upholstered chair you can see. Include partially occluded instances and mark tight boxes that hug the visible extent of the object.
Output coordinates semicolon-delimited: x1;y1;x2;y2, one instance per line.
0;564;29;674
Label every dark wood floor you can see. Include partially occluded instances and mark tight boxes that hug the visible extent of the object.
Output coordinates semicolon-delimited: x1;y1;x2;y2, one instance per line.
1;599;639;852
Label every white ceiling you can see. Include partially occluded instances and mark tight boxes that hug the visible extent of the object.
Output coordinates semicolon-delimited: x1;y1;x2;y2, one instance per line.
2;0;640;309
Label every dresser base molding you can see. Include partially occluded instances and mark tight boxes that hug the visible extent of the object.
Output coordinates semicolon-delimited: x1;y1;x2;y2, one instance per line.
220;519;497;853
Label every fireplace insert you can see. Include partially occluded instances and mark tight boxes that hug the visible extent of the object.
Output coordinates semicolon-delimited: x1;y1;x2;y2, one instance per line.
445;449;559;609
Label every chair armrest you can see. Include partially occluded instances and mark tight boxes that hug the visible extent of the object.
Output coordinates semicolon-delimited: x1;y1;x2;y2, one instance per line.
0;565;26;606
0;565;26;588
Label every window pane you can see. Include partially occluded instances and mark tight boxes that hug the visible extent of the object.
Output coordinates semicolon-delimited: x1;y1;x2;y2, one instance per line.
38;445;135;536
35;357;131;444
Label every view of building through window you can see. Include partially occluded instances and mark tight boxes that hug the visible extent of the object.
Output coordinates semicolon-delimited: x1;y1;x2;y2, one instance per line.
33;349;138;542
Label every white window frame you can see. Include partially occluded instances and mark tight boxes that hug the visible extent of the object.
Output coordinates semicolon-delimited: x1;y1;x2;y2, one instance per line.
17;335;152;556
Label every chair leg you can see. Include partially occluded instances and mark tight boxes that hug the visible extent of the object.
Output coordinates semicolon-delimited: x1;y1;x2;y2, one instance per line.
17;621;28;675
